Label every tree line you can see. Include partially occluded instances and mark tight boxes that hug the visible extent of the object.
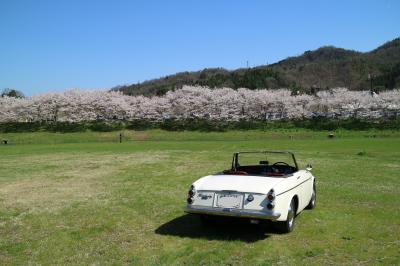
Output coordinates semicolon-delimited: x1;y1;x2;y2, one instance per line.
1;86;399;124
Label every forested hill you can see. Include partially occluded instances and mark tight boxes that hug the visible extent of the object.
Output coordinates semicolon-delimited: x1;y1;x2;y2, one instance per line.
115;38;400;96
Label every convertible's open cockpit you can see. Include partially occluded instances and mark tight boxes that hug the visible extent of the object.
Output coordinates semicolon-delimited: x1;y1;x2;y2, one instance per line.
223;151;298;177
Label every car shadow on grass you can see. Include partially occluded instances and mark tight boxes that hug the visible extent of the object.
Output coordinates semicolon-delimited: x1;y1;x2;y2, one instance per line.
155;214;278;243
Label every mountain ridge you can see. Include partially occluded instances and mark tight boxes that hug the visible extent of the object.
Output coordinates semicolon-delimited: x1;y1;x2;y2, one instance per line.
115;37;400;96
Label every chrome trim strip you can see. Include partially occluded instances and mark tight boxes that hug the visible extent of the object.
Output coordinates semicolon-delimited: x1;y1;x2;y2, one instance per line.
198;189;266;196
184;205;281;220
276;177;312;196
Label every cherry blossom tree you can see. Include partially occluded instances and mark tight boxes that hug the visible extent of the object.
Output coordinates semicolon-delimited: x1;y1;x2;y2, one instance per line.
0;86;399;123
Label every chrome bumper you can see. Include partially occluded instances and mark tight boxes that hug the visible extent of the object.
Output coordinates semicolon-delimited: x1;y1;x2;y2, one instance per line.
184;205;281;220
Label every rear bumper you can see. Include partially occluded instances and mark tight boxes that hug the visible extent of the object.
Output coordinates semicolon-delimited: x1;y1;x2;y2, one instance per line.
184;204;281;220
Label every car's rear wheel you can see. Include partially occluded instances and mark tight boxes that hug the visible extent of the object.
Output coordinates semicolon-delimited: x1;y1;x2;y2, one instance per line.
306;182;316;209
277;198;296;233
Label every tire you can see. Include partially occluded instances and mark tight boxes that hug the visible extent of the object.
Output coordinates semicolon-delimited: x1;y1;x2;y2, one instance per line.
277;198;296;233
306;182;316;210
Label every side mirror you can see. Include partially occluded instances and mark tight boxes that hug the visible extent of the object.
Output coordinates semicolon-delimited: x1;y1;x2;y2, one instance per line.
306;163;312;171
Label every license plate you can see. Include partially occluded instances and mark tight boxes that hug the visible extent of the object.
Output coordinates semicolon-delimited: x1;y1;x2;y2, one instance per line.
216;193;243;209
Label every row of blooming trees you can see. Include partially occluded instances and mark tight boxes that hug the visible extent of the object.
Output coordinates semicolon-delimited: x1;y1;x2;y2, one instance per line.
0;86;399;123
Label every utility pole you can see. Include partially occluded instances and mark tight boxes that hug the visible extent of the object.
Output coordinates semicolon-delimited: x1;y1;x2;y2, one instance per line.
368;73;373;93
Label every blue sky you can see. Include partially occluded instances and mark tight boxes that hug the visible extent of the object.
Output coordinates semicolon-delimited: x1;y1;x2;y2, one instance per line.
0;0;399;95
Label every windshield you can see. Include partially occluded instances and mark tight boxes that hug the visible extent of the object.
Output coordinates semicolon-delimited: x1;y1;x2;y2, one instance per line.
226;151;298;177
236;151;297;168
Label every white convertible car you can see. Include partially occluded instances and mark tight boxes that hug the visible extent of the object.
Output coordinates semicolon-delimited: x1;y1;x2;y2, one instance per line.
184;151;316;233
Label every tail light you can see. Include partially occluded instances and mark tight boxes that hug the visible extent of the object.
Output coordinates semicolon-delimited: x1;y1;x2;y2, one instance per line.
267;189;275;201
266;189;275;209
188;185;195;196
187;185;195;204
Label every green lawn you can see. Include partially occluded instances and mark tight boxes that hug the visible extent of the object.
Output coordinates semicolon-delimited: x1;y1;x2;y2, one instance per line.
0;130;399;265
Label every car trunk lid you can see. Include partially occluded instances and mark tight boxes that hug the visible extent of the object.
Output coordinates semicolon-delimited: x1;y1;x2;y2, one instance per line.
196;174;285;194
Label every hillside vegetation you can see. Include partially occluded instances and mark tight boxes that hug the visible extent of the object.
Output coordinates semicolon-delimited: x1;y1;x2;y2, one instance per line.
115;38;400;96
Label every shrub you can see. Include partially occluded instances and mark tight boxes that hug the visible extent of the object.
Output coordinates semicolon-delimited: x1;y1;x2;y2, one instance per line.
45;122;87;132
126;120;155;131
1;118;400;133
0;122;43;133
88;122;125;132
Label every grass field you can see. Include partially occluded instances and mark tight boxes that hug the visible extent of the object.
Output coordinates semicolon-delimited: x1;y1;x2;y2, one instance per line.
0;130;399;265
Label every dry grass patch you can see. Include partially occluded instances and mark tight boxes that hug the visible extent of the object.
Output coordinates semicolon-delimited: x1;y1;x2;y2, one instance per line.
383;163;400;168
0;175;105;212
0;151;169;212
132;131;149;141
